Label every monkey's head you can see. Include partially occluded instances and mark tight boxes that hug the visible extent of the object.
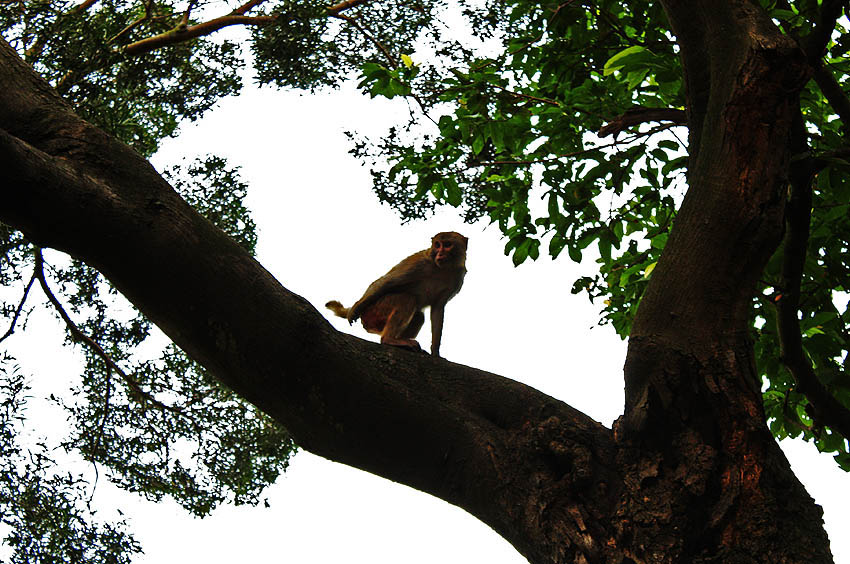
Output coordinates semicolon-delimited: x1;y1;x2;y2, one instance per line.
430;232;468;267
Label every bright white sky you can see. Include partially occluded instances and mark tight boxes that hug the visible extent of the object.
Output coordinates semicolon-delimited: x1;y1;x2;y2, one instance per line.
5;79;849;562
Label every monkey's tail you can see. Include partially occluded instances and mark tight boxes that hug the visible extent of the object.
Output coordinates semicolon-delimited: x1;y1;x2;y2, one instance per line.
325;300;350;318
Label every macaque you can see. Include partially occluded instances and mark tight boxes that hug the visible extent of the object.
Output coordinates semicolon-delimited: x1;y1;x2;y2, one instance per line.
326;232;468;357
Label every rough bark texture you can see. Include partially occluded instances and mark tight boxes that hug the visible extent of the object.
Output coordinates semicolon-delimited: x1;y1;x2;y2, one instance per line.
617;1;832;562
0;0;837;561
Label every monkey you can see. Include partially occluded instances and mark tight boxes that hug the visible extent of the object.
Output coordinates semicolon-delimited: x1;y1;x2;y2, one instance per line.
326;231;468;357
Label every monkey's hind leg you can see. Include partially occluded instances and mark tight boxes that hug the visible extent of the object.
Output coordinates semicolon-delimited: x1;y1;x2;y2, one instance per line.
401;311;424;339
381;298;423;352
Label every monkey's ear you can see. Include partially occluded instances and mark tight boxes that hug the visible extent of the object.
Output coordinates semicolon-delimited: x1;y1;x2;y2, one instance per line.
462;235;469;247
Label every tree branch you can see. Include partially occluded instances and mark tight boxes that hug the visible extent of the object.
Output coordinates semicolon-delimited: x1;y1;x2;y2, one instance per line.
0;263;37;344
812;62;850;132
327;0;372;15
107;0;157;45
0;38;618;562
799;0;847;63
491;84;560;107
122;0;374;56
774;0;850;131
598;107;687;138
122;14;276;55
33;248;186;416
472;123;677;168
775;161;850;440
74;0;100;12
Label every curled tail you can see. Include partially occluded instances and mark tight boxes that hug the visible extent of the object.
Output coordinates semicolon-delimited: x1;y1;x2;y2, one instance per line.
325;300;350;318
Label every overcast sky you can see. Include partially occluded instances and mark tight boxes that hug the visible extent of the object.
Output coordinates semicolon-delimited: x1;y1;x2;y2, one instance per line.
5;79;849;562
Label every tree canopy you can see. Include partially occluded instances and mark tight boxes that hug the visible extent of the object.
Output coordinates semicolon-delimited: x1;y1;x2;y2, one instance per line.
0;0;849;562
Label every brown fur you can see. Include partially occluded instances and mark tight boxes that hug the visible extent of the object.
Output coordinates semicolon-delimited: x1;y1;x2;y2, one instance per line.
325;232;467;356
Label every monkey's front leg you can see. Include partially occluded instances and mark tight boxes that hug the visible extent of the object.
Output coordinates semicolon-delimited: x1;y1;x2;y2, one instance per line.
430;305;445;357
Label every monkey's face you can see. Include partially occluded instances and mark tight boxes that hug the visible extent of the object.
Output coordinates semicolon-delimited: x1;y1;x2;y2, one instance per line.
431;239;454;266
430;232;467;267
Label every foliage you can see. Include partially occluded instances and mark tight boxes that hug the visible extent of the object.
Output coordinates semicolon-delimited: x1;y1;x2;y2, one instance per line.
1;0;243;157
164;155;259;254
0;121;289;559
251;0;440;90
1;0;850;559
0;355;142;563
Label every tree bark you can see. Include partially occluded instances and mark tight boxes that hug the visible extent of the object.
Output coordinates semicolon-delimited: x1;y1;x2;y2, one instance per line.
617;1;831;562
0;0;836;559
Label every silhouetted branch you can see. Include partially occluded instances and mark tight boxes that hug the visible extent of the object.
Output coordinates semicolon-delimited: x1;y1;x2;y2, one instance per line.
123;0;373;56
598;106;687;138
33;248;185;416
0;263;37;344
775;168;850;439
812;63;850;132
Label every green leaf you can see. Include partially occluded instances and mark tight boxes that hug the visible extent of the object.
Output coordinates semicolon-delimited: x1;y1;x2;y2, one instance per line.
472;133;485;155
603;45;648;75
445;177;462;206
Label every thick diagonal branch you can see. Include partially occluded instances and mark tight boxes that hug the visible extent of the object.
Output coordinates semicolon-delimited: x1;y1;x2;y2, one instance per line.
775;0;850;131
799;0;846;63
0;38;618;564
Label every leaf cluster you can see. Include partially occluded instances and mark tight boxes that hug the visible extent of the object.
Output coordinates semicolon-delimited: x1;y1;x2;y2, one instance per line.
1;0;243;156
0;356;143;563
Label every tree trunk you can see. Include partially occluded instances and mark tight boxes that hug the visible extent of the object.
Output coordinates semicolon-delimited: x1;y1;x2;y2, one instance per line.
615;1;832;562
0;1;836;560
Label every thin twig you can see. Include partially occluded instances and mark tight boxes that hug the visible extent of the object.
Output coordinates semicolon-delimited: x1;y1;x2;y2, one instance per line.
0;266;37;344
86;364;112;505
107;0;157;45
331;10;442;127
492;84;560;107
331;13;397;67
598;107;688;138
470;123;676;168
180;0;198;27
